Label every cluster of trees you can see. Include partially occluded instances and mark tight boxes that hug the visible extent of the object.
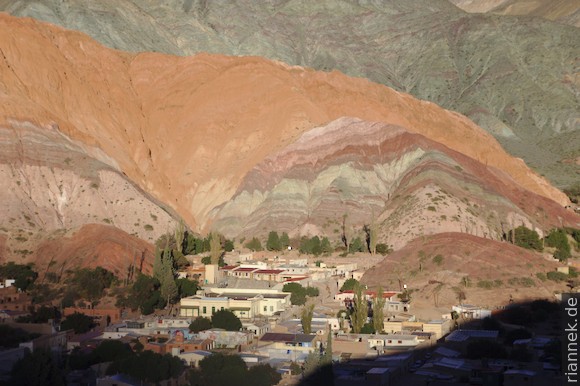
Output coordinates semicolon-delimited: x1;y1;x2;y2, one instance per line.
189;353;280;386
0;325;38;348
117;227;205;315
282;282;319;306
335;280;385;334
299;236;333;255
62;267;115;307
507;226;580;261
60;312;95;334
0;262;37;291
188;310;242;333
243;223;391;256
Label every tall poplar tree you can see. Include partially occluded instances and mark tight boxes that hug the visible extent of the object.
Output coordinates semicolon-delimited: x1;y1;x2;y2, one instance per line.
372;286;386;333
351;283;368;334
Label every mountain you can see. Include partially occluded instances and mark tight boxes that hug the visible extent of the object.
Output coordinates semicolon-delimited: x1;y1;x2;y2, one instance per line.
449;0;580;27
0;12;571;246
1;0;578;189
211;117;577;248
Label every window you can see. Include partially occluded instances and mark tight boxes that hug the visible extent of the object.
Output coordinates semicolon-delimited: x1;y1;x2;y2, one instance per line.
264;306;268;312
388;340;392;343
202;306;207;314
211;307;215;314
398;340;402;344
270;306;274;311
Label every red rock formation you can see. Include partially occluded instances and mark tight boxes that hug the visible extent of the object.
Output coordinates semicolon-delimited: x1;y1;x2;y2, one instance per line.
0;13;568;236
33;224;154;278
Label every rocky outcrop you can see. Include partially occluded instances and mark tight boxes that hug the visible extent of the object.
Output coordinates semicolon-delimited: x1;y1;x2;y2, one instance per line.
0;13;569;242
2;0;578;187
210;118;578;247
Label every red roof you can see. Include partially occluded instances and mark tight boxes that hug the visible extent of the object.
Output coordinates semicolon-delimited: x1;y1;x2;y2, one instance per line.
255;269;285;274
234;267;259;272
284;277;309;282
221;265;238;271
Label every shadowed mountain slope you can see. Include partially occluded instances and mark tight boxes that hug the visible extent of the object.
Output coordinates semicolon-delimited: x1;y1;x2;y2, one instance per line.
1;0;578;188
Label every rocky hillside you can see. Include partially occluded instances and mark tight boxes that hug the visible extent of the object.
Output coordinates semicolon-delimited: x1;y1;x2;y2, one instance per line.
362;232;566;309
211;117;578;246
449;0;580;27
0;119;180;267
0;13;569;240
2;0;578;188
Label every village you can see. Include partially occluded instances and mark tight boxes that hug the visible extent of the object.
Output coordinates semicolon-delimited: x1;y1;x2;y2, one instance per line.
0;245;564;386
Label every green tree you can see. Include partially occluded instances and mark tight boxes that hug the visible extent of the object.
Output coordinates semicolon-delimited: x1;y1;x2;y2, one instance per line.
224;239;235;252
266;231;282;251
71;267;115;302
189;317;212;333
351;283;368;333
0;325;35;348
280;232;290;249
89;340;132;363
320;237;332;254
160;249;178;304
247;364;282;386
0;262;37;291
372;287;386;333
283;282;307;306
174;221;186;254
11;349;65;386
349;237;364;253
191;353;248;386
301;303;315;334
244;237;263;252
177;278;199;298
300;236;322;255
340;278;359;292
508;226;542;251
545;228;571;261
107;350;183;383
210;232;222;265
212;310;242;331
60;312;94;334
361;322;375;334
117;274;163;315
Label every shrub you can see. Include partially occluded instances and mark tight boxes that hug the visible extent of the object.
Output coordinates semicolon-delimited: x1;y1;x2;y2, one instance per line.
340;278;359;292
508;226;542;251
376;243;390;255
547;271;567;282
432;254;443;265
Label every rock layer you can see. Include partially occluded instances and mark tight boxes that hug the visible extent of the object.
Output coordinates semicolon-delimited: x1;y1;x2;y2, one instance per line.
211;118;578;247
2;0;578;187
0;120;179;264
0;13;569;240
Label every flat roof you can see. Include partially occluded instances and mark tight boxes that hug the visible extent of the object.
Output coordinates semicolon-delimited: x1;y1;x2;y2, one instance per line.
260;332;315;343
